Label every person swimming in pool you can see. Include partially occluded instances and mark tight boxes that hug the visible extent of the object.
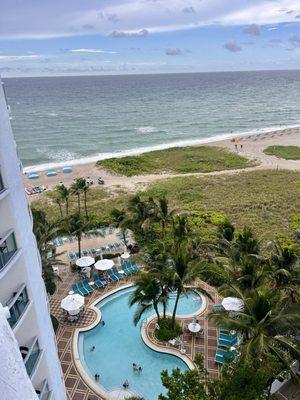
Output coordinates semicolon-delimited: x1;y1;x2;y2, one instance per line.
122;379;129;389
89;346;95;352
132;363;139;371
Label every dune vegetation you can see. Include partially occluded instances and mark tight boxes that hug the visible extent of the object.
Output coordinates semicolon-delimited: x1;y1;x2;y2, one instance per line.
264;145;300;160
96;146;256;176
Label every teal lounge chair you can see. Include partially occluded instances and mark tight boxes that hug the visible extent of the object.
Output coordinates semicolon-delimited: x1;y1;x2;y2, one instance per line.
82;279;94;293
68;252;76;261
72;283;88;296
111;267;122;279
108;273;119;282
213;304;224;313
93;274;107;288
219;332;237;342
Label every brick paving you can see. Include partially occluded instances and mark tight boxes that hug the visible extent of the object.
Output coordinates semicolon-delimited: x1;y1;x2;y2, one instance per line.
50;247;222;399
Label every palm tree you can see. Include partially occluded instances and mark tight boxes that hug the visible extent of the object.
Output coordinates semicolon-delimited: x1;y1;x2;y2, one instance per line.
269;241;300;303
129;272;164;325
128;194;152;235
32;208;65;293
233;226;260;260
64;213;90;258
70;178;86;215
170;241;209;327
110;208;130;249
54;196;63;218
81;180;90;217
55;184;70;216
152;197;175;238
210;286;300;370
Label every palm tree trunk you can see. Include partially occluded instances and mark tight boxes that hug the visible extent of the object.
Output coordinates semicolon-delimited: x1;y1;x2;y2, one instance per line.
66;198;69;216
77;194;81;215
57;201;63;218
84;191;88;217
77;235;82;258
162;219;165;237
153;303;160;324
172;288;181;327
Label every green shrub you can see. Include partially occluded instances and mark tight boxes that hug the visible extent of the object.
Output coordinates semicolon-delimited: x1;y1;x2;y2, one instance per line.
155;318;182;342
51;314;59;333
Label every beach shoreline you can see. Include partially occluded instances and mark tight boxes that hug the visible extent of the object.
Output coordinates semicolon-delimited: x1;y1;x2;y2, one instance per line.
23;125;300;198
23;123;300;173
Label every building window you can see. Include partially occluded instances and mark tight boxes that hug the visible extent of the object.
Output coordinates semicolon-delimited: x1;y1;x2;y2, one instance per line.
0;172;4;193
22;338;41;377
36;380;51;400
6;285;29;329
0;232;18;271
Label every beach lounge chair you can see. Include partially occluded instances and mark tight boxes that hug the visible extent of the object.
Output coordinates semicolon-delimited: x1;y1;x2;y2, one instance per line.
108;273;119;282
82;279;94;293
219;332;237;342
68;252;76;261
214;348;237;364
72;283;88;296
112;267;122;279
213;304;224;313
93;274;108;288
123;266;133;276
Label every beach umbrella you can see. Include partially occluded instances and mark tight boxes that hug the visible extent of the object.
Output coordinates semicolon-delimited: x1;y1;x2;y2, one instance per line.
76;256;95;268
95;259;115;271
222;297;244;311
61;293;84;314
121;252;130;260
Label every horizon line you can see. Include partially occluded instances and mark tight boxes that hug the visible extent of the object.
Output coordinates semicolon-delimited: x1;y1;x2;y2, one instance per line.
2;67;300;79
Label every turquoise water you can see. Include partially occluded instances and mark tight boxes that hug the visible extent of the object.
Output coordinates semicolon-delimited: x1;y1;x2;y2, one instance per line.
79;287;203;399
4;71;300;169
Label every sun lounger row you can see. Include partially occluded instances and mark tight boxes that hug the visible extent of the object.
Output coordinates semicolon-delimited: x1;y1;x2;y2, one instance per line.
214;328;238;364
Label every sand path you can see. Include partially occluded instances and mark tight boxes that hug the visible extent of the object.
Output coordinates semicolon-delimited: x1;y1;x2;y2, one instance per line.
24;127;300;201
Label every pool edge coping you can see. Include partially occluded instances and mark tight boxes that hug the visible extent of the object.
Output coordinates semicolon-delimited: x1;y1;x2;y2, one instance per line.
72;283;206;399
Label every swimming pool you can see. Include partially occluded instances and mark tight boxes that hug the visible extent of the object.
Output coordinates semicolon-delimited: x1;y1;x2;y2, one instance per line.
78;286;203;399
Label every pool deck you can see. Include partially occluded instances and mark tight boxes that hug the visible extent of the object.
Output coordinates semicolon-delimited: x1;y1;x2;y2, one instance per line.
50;250;222;399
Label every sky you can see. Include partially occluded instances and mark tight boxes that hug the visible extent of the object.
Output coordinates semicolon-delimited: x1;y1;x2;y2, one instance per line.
0;0;299;77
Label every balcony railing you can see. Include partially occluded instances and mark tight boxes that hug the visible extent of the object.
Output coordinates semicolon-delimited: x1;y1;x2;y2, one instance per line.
22;338;42;378
0;231;18;271
6;284;29;329
36;380;52;400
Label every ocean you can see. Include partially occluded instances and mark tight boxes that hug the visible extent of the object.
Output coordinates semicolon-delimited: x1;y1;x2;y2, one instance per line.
3;70;300;170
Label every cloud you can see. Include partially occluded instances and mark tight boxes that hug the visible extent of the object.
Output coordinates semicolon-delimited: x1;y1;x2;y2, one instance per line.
82;24;95;31
165;48;182;55
0;55;41;61
295;15;300;18
269;38;282;43
241;41;255;45
182;7;197;15
70;48;117;54
223;42;242;52
242;24;261;36
289;35;300;46
0;0;299;40
110;29;149;38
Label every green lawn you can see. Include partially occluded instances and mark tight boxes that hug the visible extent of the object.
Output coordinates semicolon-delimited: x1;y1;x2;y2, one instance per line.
96;146;255;176
263;145;300;160
31;170;300;239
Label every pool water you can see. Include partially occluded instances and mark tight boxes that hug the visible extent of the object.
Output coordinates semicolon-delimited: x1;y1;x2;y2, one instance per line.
78;287;203;399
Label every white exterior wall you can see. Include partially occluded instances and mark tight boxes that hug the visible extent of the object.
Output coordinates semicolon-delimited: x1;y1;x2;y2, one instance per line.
0;78;66;400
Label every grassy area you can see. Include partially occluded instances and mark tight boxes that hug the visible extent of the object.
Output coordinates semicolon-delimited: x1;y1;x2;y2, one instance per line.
96;146;255;176
31;170;300;240
263;145;300;160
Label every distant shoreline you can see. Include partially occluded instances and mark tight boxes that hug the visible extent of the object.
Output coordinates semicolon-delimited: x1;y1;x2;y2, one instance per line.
23;123;300;173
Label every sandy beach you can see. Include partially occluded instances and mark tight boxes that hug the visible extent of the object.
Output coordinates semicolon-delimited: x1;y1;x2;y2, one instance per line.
24;126;300;201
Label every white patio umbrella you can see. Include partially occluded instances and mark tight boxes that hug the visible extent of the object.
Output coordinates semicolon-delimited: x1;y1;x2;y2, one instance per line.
222;297;244;311
61;294;84;314
76;256;95;268
121;252;130;260
95;259;115;271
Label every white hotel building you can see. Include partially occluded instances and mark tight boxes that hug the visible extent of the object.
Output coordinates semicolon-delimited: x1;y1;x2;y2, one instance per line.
0;78;66;399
